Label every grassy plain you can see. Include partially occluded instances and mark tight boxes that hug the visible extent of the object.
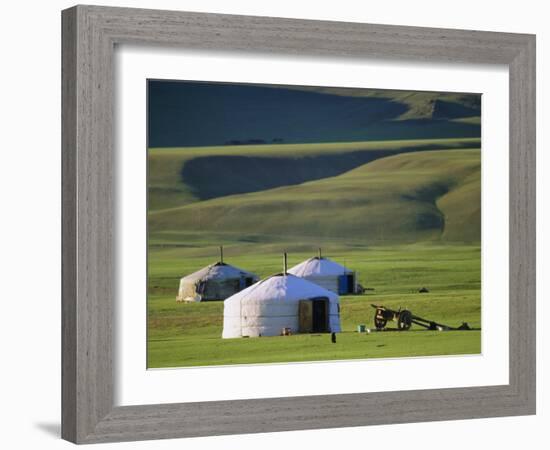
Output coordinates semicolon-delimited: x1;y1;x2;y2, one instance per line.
148;243;481;368
147;138;482;368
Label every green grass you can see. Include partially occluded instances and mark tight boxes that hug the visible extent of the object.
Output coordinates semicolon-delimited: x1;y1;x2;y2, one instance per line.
147;243;481;368
147;138;481;368
149;327;480;368
148;137;480;211
149;148;480;243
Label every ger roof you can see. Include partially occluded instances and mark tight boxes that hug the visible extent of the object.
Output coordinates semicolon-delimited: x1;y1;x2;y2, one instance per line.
224;273;338;305
181;262;257;282
288;256;351;277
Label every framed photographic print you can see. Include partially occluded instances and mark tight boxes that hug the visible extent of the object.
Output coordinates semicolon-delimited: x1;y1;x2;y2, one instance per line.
62;5;536;444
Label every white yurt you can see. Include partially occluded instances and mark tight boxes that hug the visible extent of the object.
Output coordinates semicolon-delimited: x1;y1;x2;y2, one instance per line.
176;248;258;302
222;272;341;338
288;251;357;295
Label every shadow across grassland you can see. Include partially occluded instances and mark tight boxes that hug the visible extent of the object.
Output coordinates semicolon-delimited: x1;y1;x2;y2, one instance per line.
181;143;476;201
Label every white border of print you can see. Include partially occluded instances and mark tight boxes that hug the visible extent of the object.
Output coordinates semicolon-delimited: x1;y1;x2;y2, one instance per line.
114;45;509;406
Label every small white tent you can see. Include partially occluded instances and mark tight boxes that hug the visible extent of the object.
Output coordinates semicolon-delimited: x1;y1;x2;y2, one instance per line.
222;273;341;338
288;255;357;295
176;262;258;302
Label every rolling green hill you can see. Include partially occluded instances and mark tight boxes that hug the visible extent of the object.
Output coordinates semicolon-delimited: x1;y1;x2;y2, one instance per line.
149;148;480;244
149;81;480;147
148;137;480;211
285;87;481;121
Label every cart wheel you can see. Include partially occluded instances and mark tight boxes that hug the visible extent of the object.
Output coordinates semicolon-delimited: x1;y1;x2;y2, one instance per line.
374;317;387;330
397;310;412;330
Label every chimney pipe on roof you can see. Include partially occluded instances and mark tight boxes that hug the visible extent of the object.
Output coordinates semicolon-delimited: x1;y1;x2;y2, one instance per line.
283;252;288;275
318;247;322;259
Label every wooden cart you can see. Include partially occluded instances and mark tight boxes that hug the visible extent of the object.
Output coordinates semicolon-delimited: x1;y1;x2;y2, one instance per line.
371;304;471;331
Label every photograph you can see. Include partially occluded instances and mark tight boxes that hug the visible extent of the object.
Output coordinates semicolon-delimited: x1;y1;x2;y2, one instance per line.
146;80;482;368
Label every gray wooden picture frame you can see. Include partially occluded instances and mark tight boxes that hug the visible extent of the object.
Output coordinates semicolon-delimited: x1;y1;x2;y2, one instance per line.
61;4;536;444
